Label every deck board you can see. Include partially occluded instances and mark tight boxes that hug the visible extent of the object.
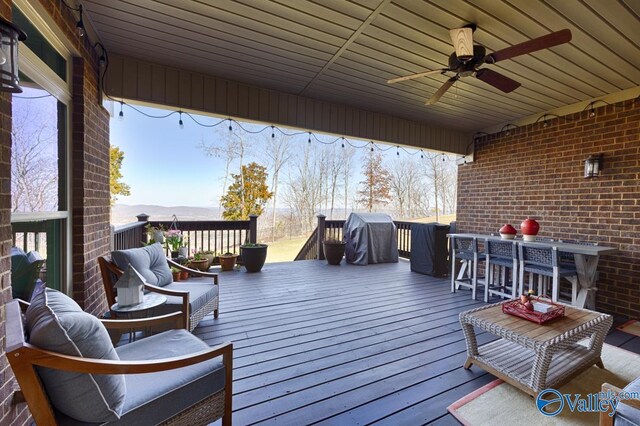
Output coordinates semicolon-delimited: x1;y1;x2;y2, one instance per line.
193;259;638;425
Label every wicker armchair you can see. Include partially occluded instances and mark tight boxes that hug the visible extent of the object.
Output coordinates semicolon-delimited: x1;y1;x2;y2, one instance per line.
6;299;232;425
99;244;219;331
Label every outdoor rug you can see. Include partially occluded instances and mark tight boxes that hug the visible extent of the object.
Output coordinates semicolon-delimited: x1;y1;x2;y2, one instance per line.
448;344;640;425
617;320;640;338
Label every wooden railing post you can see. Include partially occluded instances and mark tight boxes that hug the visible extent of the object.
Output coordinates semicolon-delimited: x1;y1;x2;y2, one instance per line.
317;214;326;260
109;225;115;251
249;215;258;244
137;213;149;245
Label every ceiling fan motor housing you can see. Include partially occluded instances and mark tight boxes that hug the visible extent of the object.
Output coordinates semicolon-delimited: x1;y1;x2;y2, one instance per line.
448;45;486;76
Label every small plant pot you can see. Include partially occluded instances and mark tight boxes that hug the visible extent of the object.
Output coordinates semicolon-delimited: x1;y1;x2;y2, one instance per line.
172;272;180;282
200;253;215;269
189;259;210;272
240;244;268;273
219;254;238;272
179;270;189;280
323;241;346;265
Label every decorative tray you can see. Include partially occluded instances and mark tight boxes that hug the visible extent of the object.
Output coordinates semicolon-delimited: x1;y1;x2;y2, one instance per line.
502;297;565;324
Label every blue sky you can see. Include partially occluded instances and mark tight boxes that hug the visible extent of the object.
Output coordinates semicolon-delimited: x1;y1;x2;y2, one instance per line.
111;105;228;206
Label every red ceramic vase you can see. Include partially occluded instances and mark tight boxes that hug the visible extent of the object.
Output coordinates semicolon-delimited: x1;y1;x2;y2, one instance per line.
499;224;517;240
521;218;540;241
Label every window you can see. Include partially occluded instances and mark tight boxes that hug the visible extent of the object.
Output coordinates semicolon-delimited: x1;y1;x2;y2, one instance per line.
10;2;72;293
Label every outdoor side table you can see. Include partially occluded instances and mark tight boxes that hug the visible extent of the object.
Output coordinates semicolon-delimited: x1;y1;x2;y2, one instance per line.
111;293;167;341
459;302;612;397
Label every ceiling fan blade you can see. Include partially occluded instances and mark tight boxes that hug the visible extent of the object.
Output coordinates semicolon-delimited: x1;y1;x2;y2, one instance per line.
449;27;474;61
475;68;520;93
486;29;572;63
387;69;448;84
426;77;458;105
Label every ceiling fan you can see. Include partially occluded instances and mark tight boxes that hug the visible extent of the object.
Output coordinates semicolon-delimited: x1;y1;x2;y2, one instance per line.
387;25;572;105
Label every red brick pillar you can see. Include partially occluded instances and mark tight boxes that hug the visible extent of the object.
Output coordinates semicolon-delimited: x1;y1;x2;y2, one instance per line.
70;57;111;315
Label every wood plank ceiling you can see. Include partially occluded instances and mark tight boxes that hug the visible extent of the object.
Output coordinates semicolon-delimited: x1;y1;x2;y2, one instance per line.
82;0;640;132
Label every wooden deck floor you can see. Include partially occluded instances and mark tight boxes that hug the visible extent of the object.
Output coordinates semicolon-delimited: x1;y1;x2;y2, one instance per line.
193;259;640;426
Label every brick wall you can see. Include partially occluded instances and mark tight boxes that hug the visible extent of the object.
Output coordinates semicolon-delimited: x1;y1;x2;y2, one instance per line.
0;1;110;424
457;100;640;318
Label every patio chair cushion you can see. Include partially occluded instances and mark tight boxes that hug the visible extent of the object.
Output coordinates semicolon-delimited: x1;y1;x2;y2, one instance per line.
616;376;640;425
11;246;44;300
155;279;219;318
111;243;172;287
56;329;224;425
26;287;126;423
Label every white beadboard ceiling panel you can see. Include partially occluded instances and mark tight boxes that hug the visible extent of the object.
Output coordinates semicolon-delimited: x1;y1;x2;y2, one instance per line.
83;0;640;132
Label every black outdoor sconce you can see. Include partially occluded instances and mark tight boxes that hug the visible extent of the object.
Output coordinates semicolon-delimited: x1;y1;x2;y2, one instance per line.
0;17;26;93
584;154;603;178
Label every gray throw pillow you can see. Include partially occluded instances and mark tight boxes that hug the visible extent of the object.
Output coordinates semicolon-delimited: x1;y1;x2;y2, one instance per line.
111;243;173;287
26;287;126;423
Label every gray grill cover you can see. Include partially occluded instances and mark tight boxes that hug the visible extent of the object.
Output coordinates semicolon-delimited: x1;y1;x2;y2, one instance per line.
343;213;399;265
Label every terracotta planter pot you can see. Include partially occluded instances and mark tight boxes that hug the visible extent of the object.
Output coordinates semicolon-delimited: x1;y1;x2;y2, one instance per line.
179;271;189;280
172;272;180;282
240;244;268;273
323;241;346;265
200;253;215;269
218;254;238;271
189;259;209;272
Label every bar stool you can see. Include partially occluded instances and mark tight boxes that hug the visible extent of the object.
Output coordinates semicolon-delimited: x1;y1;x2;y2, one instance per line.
451;236;484;300
484;238;518;302
518;243;577;302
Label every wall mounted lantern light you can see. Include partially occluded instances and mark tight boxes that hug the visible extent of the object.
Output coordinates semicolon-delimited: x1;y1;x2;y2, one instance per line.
0;17;26;93
584;154;603;178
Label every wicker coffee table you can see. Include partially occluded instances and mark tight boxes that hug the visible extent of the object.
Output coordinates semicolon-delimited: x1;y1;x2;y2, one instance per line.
460;302;612;396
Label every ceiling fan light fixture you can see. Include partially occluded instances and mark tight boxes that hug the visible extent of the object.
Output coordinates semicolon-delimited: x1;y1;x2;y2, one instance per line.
450;27;474;61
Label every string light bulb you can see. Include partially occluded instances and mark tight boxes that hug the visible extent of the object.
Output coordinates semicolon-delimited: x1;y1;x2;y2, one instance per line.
228;119;232;132
341;137;344;148
588;103;596;118
178;111;184;129
271;125;275;138
396;146;399;156
118;102;124;121
308;132;311;144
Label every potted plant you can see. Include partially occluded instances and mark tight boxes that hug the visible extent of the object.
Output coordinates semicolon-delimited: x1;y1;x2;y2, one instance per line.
240;243;268;273
164;229;183;259
170;266;180;282
188;251;209;272
323;239;346;265
179;269;189;280
218;252;238;271
144;223;166;245
198;250;216;269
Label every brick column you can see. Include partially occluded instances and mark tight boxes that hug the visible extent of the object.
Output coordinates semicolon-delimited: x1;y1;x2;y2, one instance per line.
71;57;110;316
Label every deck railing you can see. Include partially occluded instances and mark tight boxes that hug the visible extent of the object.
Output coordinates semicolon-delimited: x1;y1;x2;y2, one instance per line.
111;214;258;256
295;215;424;261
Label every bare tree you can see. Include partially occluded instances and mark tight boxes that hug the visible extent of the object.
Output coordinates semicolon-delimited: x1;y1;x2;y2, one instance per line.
356;150;391;212
263;132;292;239
341;145;357;218
199;126;252;212
282;143;327;232
11;101;58;212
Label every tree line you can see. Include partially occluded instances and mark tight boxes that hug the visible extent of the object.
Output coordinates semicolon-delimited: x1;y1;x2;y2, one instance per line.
198;127;458;235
